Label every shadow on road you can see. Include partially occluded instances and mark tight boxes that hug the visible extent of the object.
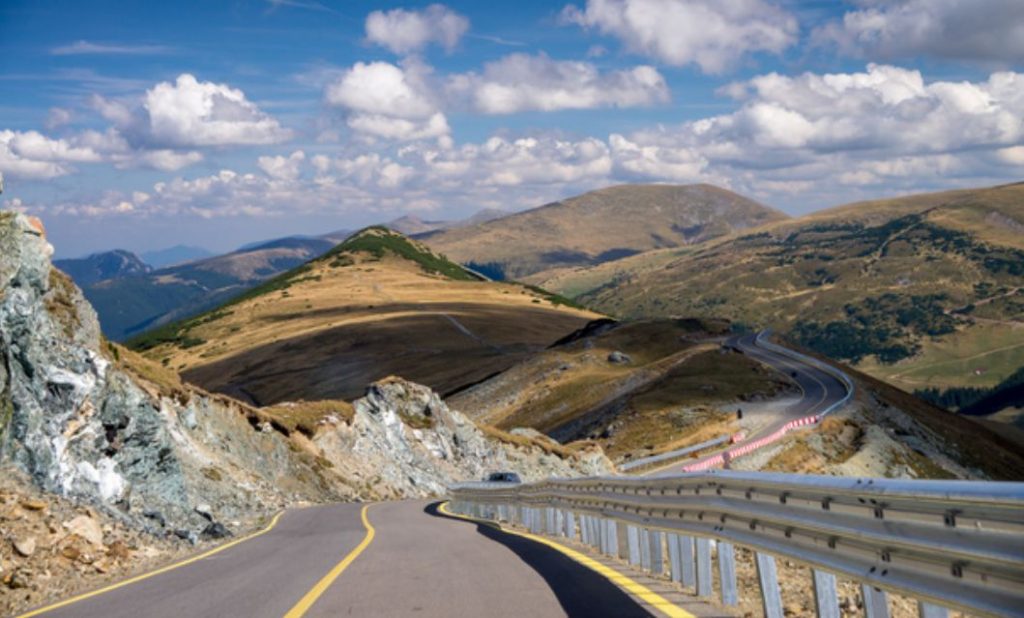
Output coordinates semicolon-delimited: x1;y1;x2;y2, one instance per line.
425;502;656;617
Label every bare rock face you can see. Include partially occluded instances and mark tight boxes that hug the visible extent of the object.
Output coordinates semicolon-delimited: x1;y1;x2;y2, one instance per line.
0;212;330;533
0;211;611;537
316;377;613;498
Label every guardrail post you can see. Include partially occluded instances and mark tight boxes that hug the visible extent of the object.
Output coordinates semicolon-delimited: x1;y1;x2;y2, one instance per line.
813;570;839;618
679;535;696;588
667;533;682;583
640;528;652;572
598;518;608;554
580;515;590;545
861;585;889;618
606;520;619;556
563;510;574;539
756;553;784;618
918;602;949;618
649;531;664;575
627;526;641;566
695;538;713;597
719;542;737;606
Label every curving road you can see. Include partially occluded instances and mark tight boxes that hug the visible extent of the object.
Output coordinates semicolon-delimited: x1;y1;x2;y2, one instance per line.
645;332;850;475
19;500;728;618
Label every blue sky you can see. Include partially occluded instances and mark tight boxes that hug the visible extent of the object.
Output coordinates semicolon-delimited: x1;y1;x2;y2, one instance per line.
1;0;1022;258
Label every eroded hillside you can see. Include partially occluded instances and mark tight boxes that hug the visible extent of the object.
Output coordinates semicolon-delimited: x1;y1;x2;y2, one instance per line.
132;226;600;405
543;183;1024;396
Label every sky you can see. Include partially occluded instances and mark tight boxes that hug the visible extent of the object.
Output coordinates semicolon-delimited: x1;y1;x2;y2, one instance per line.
1;0;1022;258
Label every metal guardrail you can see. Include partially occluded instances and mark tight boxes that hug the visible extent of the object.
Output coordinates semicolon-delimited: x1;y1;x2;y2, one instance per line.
449;471;1024;618
619;434;734;472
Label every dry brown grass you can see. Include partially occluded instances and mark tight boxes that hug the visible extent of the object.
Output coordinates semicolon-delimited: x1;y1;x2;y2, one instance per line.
479;425;597;459
141;251;599;404
105;341;188;401
257;400;354;437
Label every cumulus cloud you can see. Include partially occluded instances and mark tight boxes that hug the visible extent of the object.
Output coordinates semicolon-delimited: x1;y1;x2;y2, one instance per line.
88;74;291;149
324;61;449;141
611;65;1024;198
365;4;469;55
448;53;669;114
45;108;73;130
562;0;798;73
0;130;101;179
141;74;293;147
258;150;306;180
814;0;1024;64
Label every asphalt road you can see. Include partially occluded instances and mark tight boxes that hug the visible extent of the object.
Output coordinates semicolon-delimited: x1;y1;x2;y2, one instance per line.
647;332;849;475
22;501;696;618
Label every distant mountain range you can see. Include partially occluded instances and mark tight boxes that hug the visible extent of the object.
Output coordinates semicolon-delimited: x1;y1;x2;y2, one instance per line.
65;233;348;341
385;208;506;236
140;245;214;268
419;184;787;281
54;250;151;286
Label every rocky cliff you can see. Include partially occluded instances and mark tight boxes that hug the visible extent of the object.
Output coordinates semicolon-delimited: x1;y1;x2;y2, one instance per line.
0;211;611;542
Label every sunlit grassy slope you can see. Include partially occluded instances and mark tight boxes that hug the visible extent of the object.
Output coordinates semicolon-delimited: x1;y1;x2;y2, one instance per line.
541;182;1024;392
132;227;600;404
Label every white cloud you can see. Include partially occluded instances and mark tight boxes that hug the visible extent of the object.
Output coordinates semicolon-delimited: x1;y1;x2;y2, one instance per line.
258;150;306;180
365;4;469;55
562;0;797;73
142;74;293;147
611;65;1024;201
123;149;204;172
0;130;101;179
4;73;289;176
814;0;1024;63
45;108;73;130
324;61;449;141
448;53;669;114
325;62;436;118
51;40;172;56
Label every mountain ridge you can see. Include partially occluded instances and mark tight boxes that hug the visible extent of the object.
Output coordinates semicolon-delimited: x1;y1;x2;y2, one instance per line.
419;183;788;281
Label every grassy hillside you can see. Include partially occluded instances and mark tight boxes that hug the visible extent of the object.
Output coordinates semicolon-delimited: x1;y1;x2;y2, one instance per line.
448;318;794;463
545;183;1024;393
420;183;787;281
132;227;600;404
71;236;343;340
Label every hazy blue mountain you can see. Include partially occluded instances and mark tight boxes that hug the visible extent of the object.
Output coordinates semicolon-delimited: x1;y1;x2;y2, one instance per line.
140;245;214;268
54;250;151;286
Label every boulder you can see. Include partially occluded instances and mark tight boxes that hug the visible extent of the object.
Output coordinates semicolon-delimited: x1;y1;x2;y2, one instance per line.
64;515;104;547
607;351;632;364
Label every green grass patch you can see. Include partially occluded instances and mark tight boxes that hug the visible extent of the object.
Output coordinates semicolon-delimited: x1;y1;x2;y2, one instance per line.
324;226;481;281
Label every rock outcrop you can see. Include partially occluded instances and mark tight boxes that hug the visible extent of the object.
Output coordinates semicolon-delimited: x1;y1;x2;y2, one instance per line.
0;211;610;542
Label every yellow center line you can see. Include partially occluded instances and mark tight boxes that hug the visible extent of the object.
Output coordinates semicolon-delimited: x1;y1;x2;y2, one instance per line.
283;503;376;618
16;511;286;618
437;502;696;618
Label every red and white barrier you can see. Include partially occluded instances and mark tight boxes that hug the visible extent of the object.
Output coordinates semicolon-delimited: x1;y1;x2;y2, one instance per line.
680;413;822;472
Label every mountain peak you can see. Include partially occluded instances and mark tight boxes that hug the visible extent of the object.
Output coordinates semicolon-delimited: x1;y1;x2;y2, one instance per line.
54;249;151;286
326;226;482;282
